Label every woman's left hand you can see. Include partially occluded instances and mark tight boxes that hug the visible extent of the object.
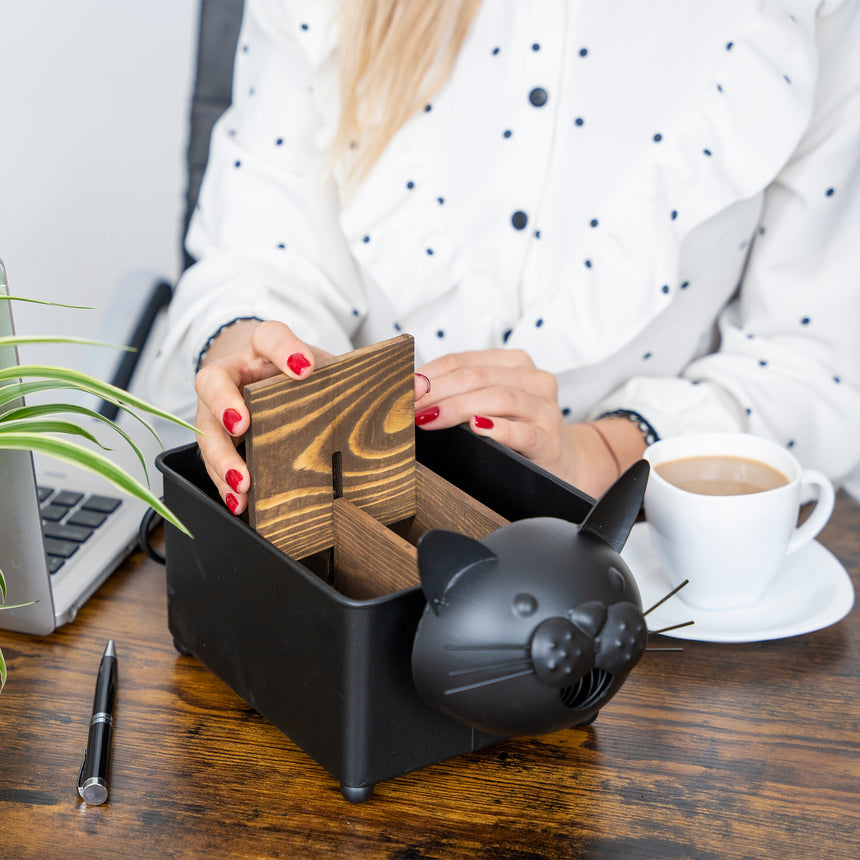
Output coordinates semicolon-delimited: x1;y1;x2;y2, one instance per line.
414;348;576;477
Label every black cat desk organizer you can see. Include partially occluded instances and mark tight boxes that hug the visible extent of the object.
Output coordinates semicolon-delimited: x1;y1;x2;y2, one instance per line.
157;335;650;802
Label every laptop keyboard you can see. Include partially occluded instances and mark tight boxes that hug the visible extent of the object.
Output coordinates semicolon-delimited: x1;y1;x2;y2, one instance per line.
38;487;122;574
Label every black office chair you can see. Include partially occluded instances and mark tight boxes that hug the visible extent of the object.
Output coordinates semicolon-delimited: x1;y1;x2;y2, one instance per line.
101;0;245;416
184;0;245;269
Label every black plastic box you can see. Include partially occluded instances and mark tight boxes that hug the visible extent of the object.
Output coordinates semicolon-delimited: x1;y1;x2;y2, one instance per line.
157;425;593;801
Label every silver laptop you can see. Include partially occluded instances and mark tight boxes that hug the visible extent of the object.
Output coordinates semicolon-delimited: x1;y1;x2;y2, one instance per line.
1;259;166;634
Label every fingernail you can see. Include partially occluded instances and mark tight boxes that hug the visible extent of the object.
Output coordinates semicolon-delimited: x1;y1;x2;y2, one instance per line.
414;372;431;397
222;408;242;434
225;493;239;515
415;406;440;426
287;353;311;376
225;469;243;493
473;415;494;430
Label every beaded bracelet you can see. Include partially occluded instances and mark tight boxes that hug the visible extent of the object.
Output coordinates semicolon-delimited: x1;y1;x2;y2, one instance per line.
597;409;660;446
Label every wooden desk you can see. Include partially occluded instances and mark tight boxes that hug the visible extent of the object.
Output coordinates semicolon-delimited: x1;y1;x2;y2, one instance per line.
1;494;858;859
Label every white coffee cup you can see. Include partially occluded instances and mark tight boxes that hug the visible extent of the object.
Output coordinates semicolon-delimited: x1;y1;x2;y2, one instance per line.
643;433;835;610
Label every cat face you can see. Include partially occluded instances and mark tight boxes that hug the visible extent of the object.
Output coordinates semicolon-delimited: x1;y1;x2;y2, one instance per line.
411;461;649;737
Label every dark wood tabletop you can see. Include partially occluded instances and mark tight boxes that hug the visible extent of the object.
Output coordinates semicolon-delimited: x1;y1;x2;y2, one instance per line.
1;493;858;859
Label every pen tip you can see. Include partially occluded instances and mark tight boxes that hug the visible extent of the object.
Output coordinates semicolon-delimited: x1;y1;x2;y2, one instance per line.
104;640;116;658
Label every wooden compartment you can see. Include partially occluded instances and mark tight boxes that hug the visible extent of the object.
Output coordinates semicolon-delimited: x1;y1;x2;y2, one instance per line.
243;335;510;599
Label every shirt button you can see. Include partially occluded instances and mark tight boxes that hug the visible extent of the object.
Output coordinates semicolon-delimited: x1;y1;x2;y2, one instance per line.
529;87;548;107
511;211;528;230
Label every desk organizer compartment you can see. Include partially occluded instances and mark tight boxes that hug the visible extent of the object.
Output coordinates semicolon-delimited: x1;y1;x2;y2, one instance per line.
158;336;648;801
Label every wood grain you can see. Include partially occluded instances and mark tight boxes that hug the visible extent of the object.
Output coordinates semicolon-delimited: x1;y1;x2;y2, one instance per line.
332;497;418;599
409;462;509;541
1;496;858;859
243;336;509;600
330;464;509;599
244;335;416;559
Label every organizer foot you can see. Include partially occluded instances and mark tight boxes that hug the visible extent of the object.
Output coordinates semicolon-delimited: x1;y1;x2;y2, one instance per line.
172;637;192;656
340;784;374;803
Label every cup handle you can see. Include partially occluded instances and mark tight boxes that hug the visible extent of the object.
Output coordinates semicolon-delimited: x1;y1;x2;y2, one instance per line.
788;469;835;554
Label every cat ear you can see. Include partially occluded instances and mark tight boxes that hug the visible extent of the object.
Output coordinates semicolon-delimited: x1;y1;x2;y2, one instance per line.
578;459;649;553
416;530;497;615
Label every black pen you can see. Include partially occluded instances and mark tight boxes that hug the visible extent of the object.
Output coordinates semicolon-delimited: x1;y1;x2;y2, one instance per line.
77;639;118;805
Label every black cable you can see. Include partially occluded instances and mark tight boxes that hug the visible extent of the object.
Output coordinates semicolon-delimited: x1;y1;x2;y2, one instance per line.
138;506;166;565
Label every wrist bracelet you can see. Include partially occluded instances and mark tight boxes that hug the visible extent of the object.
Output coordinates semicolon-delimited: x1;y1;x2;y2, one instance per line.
597;409;660;446
586;422;621;478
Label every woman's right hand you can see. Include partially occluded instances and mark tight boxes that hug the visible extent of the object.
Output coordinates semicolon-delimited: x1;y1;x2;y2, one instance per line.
193;319;329;516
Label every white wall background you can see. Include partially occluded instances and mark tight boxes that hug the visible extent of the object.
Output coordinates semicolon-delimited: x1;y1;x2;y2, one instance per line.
0;1;199;373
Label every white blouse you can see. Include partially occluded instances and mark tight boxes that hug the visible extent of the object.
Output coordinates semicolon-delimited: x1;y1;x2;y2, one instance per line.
151;0;860;493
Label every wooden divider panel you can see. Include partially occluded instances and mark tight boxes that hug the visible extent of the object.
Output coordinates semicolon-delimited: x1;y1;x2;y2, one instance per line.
332;466;510;599
244;335;416;559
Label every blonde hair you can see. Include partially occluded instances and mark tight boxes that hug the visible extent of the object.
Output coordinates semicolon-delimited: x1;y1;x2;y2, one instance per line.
334;0;481;183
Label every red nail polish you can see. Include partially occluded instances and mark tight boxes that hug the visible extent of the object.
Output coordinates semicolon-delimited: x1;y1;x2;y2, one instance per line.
473;415;494;430
225;493;239;515
222;408;242;434
226;469;243;493
287;353;311;376
415;406;440;426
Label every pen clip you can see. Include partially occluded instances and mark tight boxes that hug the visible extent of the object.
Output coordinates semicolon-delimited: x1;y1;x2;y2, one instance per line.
77;749;87;797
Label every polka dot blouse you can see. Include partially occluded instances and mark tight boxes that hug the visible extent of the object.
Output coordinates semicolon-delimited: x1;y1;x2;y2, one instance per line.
153;0;860;491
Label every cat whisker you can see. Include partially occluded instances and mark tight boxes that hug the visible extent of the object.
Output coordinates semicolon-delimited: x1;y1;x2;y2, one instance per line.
447;659;533;678
643;579;689;616
443;668;535;696
645;647;684;652
648;620;695;635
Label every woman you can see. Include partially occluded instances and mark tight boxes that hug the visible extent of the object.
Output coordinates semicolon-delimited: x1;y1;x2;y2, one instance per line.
151;0;860;515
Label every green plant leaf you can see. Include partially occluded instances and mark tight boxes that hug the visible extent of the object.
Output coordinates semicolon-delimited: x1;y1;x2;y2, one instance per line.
0;380;82;408
0;365;198;435
0;433;191;537
0;379;126;418
0;379;165;449
0;417;109;449
0;295;95;310
0;335;133;351
1;402;119;426
0;567;5;603
0;403;154;485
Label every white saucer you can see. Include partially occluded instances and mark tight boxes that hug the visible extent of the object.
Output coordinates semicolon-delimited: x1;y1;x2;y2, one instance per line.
620;522;855;643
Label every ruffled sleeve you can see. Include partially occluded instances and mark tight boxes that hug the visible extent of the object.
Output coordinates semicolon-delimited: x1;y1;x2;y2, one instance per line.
592;0;860;487
150;0;360;417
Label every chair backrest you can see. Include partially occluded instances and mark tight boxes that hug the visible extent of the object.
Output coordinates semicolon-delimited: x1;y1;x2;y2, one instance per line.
184;0;245;268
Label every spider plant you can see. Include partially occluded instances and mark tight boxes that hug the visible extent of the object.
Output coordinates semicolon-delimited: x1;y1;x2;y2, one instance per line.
0;293;195;691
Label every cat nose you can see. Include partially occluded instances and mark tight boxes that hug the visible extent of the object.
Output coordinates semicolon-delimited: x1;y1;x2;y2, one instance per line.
530;616;594;687
594;602;648;674
566;601;608;637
